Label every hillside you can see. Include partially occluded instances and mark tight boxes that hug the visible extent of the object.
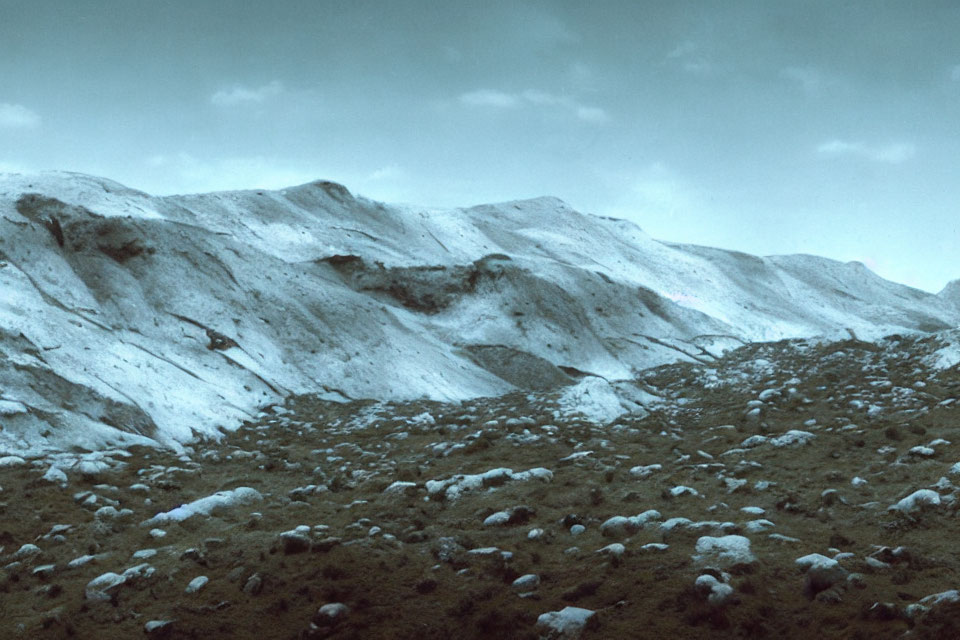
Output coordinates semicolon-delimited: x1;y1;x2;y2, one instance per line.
0;172;957;453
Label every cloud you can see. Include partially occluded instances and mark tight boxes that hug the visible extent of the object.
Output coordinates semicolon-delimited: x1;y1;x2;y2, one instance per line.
780;66;831;92
598;162;697;225
0;103;41;128
210;81;284;107
460;89;608;123
459;90;520;108
575;106;609;123
817;139;916;164
367;164;403;182
513;6;579;47
665;41;713;75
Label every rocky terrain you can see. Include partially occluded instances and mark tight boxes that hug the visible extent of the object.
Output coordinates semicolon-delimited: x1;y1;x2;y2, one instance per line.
2;329;959;639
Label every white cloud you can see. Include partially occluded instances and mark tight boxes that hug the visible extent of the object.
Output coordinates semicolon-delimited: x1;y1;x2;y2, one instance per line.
367;164;403;182
575;106;609;123
817;139;916;164
514;7;579;47
460;89;608;123
666;41;713;75
0;103;41;128
597;162;698;226
781;66;831;92
210;81;284;107
667;41;698;59
459;89;520;108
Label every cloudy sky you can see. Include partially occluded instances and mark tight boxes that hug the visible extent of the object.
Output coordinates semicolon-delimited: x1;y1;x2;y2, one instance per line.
2;1;959;292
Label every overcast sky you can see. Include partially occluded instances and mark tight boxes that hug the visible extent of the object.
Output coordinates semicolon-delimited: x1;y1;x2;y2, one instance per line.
2;1;959;292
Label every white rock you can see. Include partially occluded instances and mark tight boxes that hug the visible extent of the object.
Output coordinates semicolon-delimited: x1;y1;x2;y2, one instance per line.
744;519;776;533
185;576;209;594
383;481;417;495
512;573;541;591
42;466;68;485
693;535;756;569
143;487;263;525
483;511;511;526
597;543;626;558
85;572;126;601
0;456;27;468
695;574;734;605
12;543;41;559
536;606;596;639
68;554;95;568
628;463;662;478
769;430;815;447
889;489;941;513
315;602;349;625
600;516;637;538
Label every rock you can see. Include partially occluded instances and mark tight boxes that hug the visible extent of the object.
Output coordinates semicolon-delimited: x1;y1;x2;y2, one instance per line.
889;489;941;514
693;535;756;570
144;619;175;638
483;511;511;526
85;572;126;601
185;576;208;594
242;573;263;595
383;481;418;496
313;602;349;626
796;553;848;597
536;606;597;639
512;574;541;592
600;516;638;538
280;528;312;554
12;543;41;560
42;466;68;486
695;574;735;606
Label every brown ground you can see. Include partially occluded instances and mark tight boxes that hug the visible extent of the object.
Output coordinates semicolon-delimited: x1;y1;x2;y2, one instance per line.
1;334;960;639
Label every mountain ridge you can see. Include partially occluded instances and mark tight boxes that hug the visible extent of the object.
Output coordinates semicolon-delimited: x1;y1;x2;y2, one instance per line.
0;171;956;454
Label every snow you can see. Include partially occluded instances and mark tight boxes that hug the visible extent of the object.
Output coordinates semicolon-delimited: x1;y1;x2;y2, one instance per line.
558;377;626;425
1;171;958;454
142;487;263;525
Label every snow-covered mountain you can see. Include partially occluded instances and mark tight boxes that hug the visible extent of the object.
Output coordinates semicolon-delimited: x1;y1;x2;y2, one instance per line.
0;171;956;453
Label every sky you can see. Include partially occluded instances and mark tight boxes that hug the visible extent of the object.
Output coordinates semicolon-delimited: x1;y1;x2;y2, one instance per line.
2;0;959;292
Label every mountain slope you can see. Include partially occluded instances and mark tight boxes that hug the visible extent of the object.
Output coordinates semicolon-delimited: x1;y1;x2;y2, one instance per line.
0;171;956;453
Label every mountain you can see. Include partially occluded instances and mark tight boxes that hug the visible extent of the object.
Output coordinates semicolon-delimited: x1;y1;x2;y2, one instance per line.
0;171;956;453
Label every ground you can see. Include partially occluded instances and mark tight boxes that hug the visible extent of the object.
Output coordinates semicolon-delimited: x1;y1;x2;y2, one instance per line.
1;334;959;639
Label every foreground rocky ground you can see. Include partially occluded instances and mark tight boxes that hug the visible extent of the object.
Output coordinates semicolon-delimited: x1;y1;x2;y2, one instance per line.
1;332;960;639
